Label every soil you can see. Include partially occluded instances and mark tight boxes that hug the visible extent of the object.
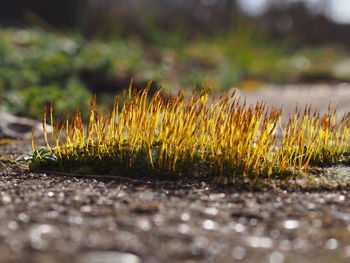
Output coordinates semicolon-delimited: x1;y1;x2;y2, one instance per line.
1;84;350;263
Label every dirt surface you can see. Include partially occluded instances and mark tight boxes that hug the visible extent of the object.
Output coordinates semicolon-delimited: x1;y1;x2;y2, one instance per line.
1;84;350;263
239;83;350;116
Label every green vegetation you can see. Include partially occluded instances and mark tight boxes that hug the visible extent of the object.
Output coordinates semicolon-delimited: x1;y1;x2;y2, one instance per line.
0;28;145;120
1;27;348;121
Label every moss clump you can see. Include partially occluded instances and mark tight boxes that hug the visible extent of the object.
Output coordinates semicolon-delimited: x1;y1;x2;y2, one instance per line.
27;84;350;182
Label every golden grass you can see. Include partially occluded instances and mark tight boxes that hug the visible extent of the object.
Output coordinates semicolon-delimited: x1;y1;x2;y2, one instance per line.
30;82;350;181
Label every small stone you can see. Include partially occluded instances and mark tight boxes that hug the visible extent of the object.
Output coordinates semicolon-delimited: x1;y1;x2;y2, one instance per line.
339;195;345;201
80;205;92;213
232;223;245;233
202;219;217;230
181;213;190;221
77;251;141;263
138;191;156;201
283;220;300;230
137;219;151;231
307;203;315;210
204;207;218;216
245;236;273;248
153;214;164;226
326;238;338;250
1;194;12;205
18;213;30;223
29;224;60;250
208;193;225;200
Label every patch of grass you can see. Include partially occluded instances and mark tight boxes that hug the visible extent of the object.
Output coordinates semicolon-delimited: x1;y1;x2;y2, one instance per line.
1;27;349;122
215;26;291;83
25;84;349;182
0;28;145;121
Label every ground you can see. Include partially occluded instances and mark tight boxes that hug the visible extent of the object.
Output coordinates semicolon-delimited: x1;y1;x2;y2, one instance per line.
1;85;350;263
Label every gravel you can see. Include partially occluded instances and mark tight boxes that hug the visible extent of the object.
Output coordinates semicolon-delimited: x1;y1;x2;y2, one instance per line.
0;84;350;263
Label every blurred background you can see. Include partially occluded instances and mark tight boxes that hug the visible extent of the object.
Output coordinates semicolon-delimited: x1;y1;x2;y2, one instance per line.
1;0;350;121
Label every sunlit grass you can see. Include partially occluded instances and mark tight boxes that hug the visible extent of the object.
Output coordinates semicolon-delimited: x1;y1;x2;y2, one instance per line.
28;83;350;182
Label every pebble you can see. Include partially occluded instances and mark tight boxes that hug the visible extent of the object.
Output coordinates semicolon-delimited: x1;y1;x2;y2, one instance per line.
283;220;300;230
204;207;218;216
202;219;217;230
245;236;273;248
325;238;338;250
29;224;60;250
137;218;151;231
181;213;190;221
76;251;141;263
1;194;12;205
208;193;226;200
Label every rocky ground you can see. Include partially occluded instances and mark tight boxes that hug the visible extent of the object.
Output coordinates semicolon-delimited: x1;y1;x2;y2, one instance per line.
1;84;350;263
